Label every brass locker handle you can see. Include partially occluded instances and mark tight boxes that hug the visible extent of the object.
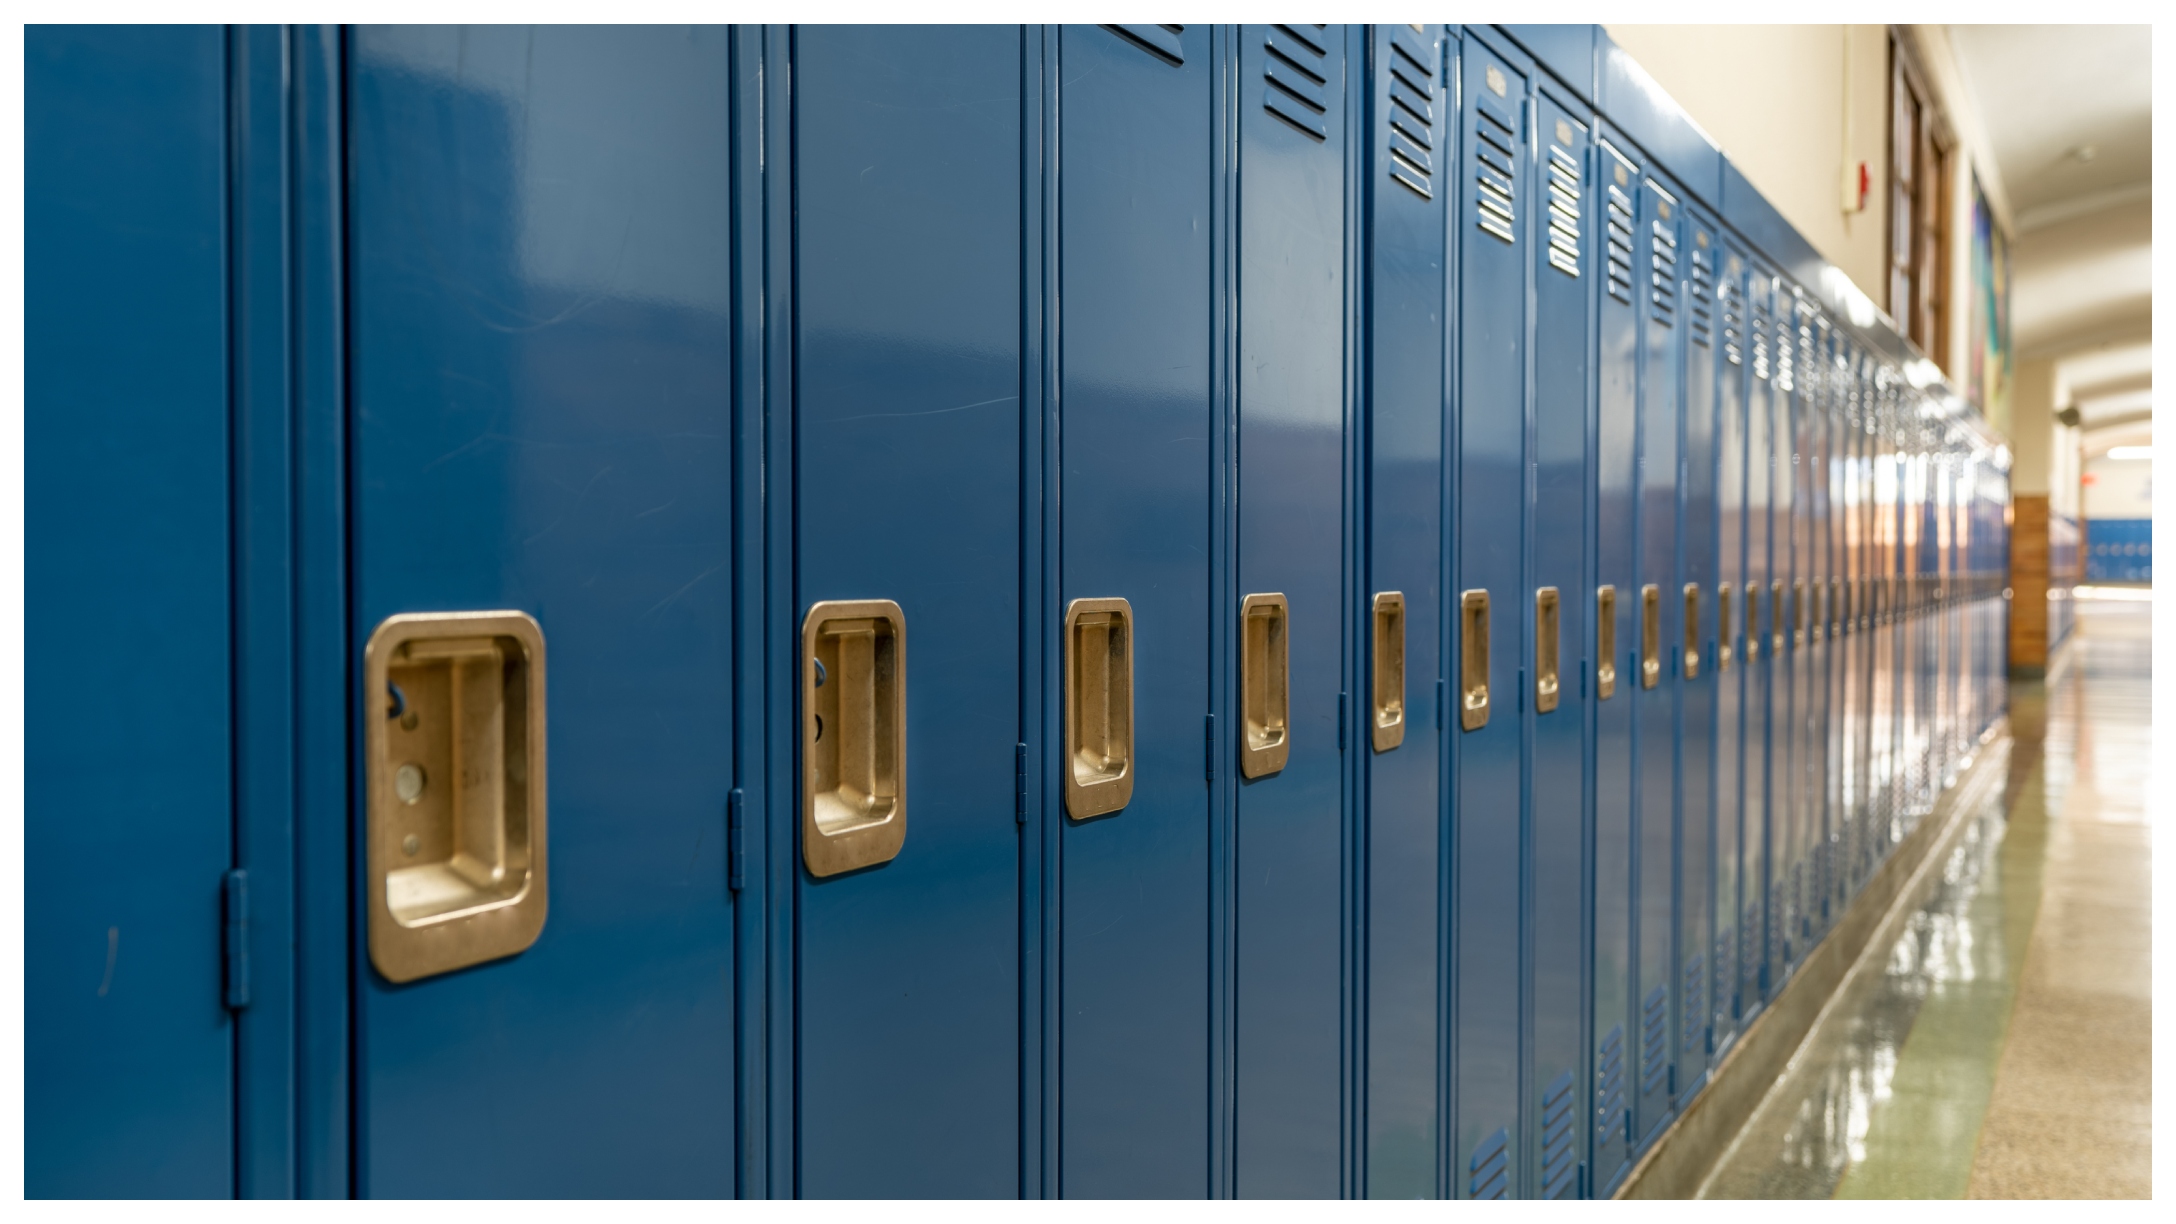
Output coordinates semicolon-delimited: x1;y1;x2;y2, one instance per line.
1830;579;1843;636
365;611;547;984
1743;583;1760;662
1064;597;1135;818
1371;591;1406;752
1595;585;1618;700
1717;583;1734;672
1793;580;1807;646
1534;587;1561;715
1639;584;1661;689
1682;583;1701;680
1240;593;1291;778
1460;589;1490;731
1769;579;1785;654
802;600;907;877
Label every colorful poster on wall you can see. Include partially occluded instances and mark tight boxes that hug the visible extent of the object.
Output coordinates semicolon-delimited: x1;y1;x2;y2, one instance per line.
1968;174;2012;429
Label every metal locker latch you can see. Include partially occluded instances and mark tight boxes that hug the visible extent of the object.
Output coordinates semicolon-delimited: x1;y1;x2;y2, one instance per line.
1065;597;1134;819
1717;584;1734;672
1460;590;1490;731
1240;593;1291;777
1639;584;1661;689
802;600;907;877
1683;584;1701;680
1595;585;1618;700
365;611;547;984
1371;592;1406;752
1534;587;1561;714
1769;580;1785;655
1744;583;1761;662
1793;581;1807;647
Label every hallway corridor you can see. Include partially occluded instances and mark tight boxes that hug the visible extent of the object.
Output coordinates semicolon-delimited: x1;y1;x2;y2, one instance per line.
1699;597;2154;1198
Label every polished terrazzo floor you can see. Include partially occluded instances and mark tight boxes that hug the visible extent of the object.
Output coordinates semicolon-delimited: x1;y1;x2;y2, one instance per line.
1699;596;2153;1199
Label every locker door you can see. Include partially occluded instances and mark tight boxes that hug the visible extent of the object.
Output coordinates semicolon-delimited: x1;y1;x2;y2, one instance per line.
1770;287;1801;980
1785;297;1815;959
1451;35;1528;1200
793;26;1023;1196
1712;243;1750;1050
348;27;737;1195
1677;211;1719;1099
1589;133;1639;1194
1742;266;1775;1010
26;25;235;1197
1814;324;1840;929
1524;85;1591;1202
1235;22;1350;1198
1630;167;1681;1147
1364;22;1447;1201
1056;22;1213;1198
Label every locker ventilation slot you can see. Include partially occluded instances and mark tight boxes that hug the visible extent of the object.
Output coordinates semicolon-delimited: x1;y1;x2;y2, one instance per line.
1385;26;1437;198
1716;925;1737;1018
1649;216;1678;326
1689;244;1714;346
1605;182;1634;302
1741;903;1761;994
1474;105;1517;244
1104;24;1184;66
1682;954;1707;1054
1776;305;1797;393
1751;300;1773;381
1540;1071;1577;1199
1468;1127;1510;1200
1721;267;1744;365
1263;24;1330;141
1545;142;1582;276
1596;1024;1626;1141
1640;984;1668;1096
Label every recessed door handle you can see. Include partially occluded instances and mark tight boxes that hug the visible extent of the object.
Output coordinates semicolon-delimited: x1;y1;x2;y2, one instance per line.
1745;582;1761;662
1240;593;1291;777
802;600;907;877
1065;597;1134;818
1717;583;1734;672
1534;587;1561;714
1770;579;1785;655
1595;585;1618;700
1640;583;1661;689
1371;591;1406;751
1460;589;1490;731
1683;583;1701;680
365;611;548;984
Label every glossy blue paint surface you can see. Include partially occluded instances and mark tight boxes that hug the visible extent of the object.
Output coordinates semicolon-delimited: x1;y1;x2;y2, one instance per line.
1589;130;1639;1194
1746;261;1782;999
348;26;738;1195
1056;23;1214;1198
1234;23;1350;1199
1526;84;1592;1203
1362;22;1447;1200
1677;209;1721;1098
1713;240;1752;1050
792;24;1024;1197
1450;36;1528;1201
25;24;235;1198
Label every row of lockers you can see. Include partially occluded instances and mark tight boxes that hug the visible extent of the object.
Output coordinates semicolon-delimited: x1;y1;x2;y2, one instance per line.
27;24;2009;1197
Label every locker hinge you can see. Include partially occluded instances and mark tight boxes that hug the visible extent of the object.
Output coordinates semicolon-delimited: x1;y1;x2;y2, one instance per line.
1204;714;1216;781
221;868;250;1011
1015;742;1028;823
726;788;746;892
1337;693;1347;751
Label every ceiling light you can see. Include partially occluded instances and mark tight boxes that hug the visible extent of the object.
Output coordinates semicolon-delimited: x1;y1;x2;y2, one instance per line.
2105;445;2152;460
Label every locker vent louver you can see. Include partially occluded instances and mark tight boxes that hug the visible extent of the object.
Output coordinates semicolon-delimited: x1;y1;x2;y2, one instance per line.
1716;924;1736;1018
1751;298;1773;381
1468;1126;1510;1200
1640;984;1668;1096
1105;24;1184;65
1545;142;1581;276
1720;263;1744;365
1540;1071;1577;1198
1474;104;1517;244
1649;214;1678;326
1385;26;1437;198
1741;902;1761;992
1263;25;1330;141
1596;1024;1626;1140
1689;243;1714;346
1776;305;1797;393
1682;954;1706;1054
1605;181;1634;302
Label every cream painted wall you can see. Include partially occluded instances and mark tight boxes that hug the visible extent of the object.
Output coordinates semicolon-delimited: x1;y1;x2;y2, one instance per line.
2083;454;2152;519
1604;25;1891;300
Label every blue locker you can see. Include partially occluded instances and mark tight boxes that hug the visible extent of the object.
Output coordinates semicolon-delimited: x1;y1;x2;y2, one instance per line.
26;24;236;1198
1677;207;1721;1100
1712;241;1750;1050
1056;22;1214;1198
1783;294;1816;964
1770;285;1802;981
1524;80;1593;1202
347;26;739;1195
791;26;1025;1196
1742;260;1777;1010
1363;21;1447;1200
1234;21;1351;1198
1450;31;1529;1201
1588;131;1639;1194
1630;161;1683;1147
